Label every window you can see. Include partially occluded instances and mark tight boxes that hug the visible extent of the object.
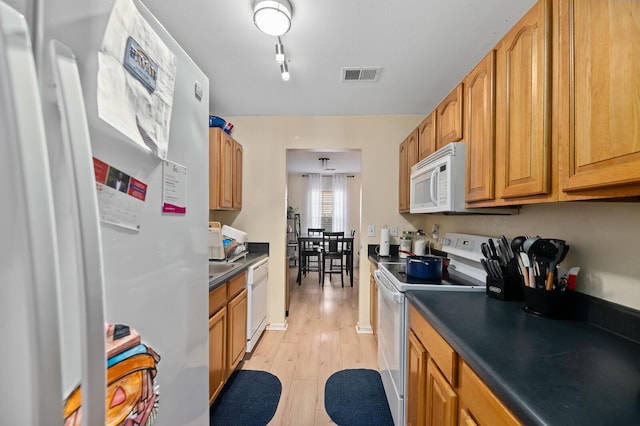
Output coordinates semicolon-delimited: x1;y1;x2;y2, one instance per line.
321;190;333;230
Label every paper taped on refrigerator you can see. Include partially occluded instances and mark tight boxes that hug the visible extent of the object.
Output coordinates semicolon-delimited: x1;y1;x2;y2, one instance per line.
97;0;176;159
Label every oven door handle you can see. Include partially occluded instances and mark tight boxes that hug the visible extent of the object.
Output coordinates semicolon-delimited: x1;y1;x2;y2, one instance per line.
374;270;403;304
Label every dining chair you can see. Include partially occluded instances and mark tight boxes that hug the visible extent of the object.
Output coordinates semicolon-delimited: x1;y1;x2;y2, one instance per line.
321;231;345;287
307;228;325;236
343;230;355;287
299;228;325;284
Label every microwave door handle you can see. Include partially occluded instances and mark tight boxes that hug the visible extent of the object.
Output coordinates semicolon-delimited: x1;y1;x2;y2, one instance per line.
430;168;439;205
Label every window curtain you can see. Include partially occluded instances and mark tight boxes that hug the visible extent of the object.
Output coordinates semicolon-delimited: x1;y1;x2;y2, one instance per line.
332;174;348;232
305;173;322;230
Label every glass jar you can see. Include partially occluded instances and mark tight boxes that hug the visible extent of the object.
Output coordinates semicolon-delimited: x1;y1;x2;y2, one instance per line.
413;230;427;256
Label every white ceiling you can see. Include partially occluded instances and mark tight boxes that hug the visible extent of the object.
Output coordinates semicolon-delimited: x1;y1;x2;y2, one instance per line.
287;149;362;174
138;0;535;172
141;0;536;118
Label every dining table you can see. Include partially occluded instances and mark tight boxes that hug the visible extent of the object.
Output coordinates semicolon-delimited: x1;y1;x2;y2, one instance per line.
296;235;354;286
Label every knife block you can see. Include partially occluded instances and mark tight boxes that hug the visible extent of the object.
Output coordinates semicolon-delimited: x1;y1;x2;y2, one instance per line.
485;258;524;301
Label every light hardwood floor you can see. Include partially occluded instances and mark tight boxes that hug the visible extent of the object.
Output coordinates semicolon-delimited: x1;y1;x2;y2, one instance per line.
241;266;378;425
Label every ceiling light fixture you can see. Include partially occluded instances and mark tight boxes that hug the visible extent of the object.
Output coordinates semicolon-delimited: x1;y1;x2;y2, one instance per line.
275;39;285;63
280;62;290;81
253;0;292;36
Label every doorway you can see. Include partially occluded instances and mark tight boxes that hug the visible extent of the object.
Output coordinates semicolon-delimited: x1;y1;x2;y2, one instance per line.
285;149;362;306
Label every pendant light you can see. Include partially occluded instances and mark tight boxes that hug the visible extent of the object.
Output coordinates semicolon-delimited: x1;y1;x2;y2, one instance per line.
253;0;292;37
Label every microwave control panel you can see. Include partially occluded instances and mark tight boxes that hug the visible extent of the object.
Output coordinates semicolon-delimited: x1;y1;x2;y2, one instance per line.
437;164;448;204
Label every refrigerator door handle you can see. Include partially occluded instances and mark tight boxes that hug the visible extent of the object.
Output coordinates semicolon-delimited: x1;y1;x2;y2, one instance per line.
50;40;107;425
0;3;65;423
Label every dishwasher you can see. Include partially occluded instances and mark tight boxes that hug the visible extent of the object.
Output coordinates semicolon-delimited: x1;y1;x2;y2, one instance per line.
246;257;269;353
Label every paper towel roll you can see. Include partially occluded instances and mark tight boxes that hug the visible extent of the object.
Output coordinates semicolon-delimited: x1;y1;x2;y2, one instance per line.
379;226;390;256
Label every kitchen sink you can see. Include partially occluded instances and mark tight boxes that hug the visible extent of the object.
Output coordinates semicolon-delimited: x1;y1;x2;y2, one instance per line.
209;261;242;279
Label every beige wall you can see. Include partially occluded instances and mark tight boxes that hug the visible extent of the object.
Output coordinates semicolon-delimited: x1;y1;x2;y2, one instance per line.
212;115;640;330
211;115;424;330
415;202;640;310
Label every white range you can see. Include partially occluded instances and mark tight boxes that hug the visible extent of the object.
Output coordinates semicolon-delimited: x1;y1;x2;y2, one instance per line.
374;233;494;425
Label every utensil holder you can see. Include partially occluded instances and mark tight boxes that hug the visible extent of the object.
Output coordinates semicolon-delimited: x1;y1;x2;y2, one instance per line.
522;286;574;319
485;258;524;301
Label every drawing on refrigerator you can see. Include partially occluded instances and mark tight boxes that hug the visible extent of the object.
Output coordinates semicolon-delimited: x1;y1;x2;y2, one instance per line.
64;324;161;426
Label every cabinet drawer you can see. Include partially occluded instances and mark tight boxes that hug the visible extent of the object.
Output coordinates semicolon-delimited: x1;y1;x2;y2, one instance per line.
458;361;521;426
227;272;246;299
209;283;227;316
409;304;457;385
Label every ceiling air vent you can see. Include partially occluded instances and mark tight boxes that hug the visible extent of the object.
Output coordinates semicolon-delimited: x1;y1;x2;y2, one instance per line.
341;67;382;82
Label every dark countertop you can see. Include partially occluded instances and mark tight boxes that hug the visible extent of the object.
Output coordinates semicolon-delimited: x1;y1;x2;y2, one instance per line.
208;252;268;291
407;291;640;426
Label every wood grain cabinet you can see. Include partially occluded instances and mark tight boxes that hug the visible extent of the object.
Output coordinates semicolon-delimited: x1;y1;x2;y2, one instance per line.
458;361;521;426
418;111;437;161
226;273;247;373
408;304;521;426
208;283;227;405
436;83;464;150
408;304;458;426
407;329;427;426
464;51;498;205
369;264;378;340
399;128;419;212
495;0;554;203
209;128;243;210
208;271;247;406
557;0;640;199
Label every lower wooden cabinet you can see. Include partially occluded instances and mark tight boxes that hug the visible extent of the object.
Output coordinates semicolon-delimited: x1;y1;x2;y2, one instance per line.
458;361;521;426
408;303;521;426
208;306;227;405
407;330;427;426
427;358;457;426
208;271;248;405
369;264;378;339
227;288;247;372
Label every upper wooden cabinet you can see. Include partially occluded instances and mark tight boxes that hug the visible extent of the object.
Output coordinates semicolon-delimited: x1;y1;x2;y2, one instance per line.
233;141;243;209
418;111;437;161
557;0;640;199
464;51;497;204
495;0;554;202
209;128;242;210
399;128;419;213
437;83;464;150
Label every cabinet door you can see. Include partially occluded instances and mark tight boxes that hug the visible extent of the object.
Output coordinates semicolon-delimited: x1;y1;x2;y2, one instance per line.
209;128;234;210
407;128;419;168
496;0;552;200
426;358;457;426
370;268;378;339
558;0;640;196
399;139;409;212
458;361;521;426
232;141;243;209
437;83;464;149
219;133;235;209
227;288;247;373
459;408;479;426
465;51;497;203
209;307;227;405
399;129;419;213
407;330;427;426
418;111;437;161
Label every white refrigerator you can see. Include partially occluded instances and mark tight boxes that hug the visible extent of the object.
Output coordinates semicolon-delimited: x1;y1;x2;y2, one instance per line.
0;0;210;424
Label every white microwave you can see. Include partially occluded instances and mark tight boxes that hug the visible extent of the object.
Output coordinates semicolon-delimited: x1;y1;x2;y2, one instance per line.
410;142;516;215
